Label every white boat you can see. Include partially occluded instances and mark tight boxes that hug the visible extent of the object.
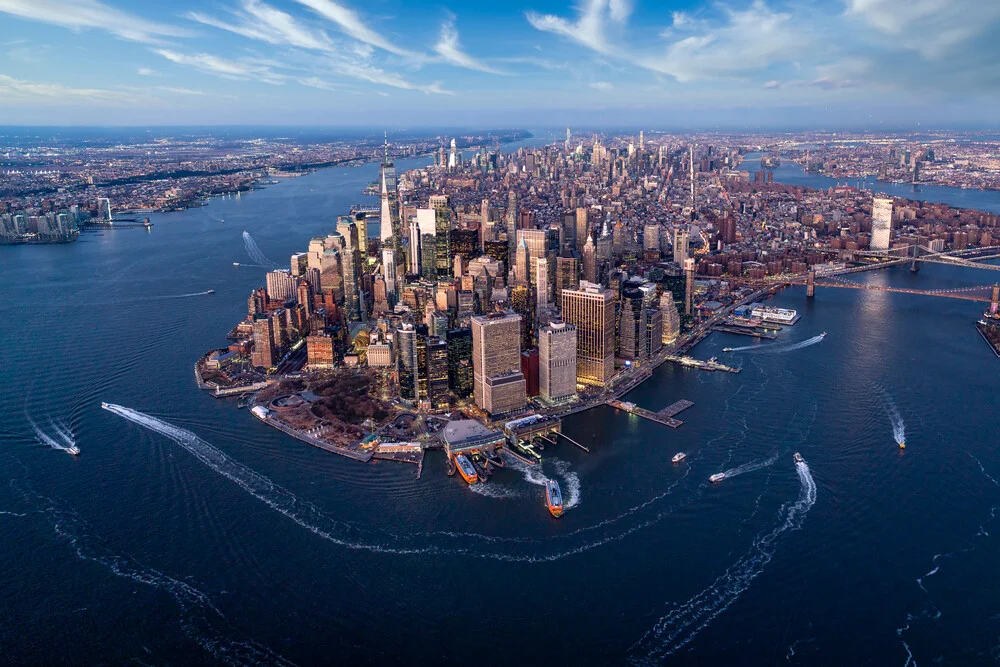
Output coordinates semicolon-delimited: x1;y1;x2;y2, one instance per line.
233;262;240;266
723;347;732;352
672;452;686;464
100;402;110;409
793;452;804;463
66;445;81;456
709;473;726;483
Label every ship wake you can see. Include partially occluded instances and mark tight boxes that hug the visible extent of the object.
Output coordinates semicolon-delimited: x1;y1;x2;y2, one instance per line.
15;484;295;667
29;415;77;454
242;231;277;268
105;404;707;562
713;453;780;481
883;394;906;446
727;334;826;355
629;460;817;663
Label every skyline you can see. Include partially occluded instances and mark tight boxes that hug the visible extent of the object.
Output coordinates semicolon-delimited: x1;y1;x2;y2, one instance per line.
1;0;1000;127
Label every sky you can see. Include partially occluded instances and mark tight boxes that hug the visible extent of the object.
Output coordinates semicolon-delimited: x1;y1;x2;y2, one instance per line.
1;0;999;129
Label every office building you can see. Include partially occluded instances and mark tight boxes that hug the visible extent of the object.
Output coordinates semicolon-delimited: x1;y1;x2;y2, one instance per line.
471;312;526;416
447;327;473;399
426;336;450;409
871;196;893;251
561;282;615;386
539;322;577;403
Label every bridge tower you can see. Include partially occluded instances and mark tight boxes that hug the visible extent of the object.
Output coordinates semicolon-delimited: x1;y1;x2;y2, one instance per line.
910;244;920;273
990;284;1000;318
806;269;816;298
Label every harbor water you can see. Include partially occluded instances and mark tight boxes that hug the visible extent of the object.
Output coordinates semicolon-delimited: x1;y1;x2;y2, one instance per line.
2;156;1000;665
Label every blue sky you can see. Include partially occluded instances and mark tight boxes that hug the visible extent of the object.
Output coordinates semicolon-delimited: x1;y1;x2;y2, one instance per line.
1;0;999;127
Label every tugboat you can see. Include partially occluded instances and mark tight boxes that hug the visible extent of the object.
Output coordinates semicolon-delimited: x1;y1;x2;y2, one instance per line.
672;452;687;464
545;479;564;518
709;472;726;483
793;452;804;464
454;454;478;485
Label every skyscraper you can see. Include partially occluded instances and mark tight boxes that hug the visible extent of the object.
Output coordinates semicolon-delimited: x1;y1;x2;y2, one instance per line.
395;323;418;402
871;196;893;251
506;191;517;271
618;283;648;361
337;217;361;321
582;236;597;284
535;257;550;309
447;327;473;399
555;254;579;303
660;292;680;343
471;312;526;416
517;229;547;287
673;230;689;264
575;207;588;251
561;282;615;386
251;314;276;369
539;321;577;403
684;258;695;316
426;336;449;409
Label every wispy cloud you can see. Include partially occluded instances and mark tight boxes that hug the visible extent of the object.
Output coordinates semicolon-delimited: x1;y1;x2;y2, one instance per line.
526;0;624;56
154;49;287;85
186;0;333;51
0;74;147;103
292;0;415;57
137;66;157;76
642;1;807;82
845;0;1000;59
589;81;613;90
0;0;189;44
433;15;504;74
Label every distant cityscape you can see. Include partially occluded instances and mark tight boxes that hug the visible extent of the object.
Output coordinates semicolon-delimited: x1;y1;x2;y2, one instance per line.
177;129;1000;486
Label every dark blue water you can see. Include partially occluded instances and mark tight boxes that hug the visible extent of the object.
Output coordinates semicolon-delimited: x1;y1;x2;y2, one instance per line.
746;152;1000;213
2;151;999;665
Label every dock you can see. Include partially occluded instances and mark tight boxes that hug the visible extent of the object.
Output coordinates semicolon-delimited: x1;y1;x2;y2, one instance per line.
606;399;684;428
555;431;590;453
658;400;694;419
664;355;741;374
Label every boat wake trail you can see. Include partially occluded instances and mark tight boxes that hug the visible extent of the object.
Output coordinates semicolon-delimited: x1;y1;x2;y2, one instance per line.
715;453;780;481
629;460;817;663
104;404;697;562
242;231;276;268
29;415;77;454
502;455;582;510
727;334;826;355
15;485;295;667
883;394;906;446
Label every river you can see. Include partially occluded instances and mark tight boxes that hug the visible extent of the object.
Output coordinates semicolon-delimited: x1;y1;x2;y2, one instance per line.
1;140;999;665
744;152;1000;213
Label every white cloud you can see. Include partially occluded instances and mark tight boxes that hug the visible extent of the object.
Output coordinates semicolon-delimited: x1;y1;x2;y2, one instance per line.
526;0;625;56
186;0;333;51
154;49;287;84
589;81;613;90
844;0;1000;58
433;16;504;74
644;2;807;82
137;66;157;76
0;0;189;44
292;0;415;56
0;74;147;103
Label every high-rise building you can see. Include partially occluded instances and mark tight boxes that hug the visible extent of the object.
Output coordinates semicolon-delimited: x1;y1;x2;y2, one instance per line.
517;229;547;287
251;314;276;369
471;312;526;416
561;282;615;386
618;283;648;361
555;254;579;303
447;327;473;399
382;248;397;296
432;197;452;280
395;323;418;402
645;308;663;358
643;224;660;253
582;236;597;283
506;191;518;270
426;336;449;409
539;322;577;403
266;269;297;303
660;292;680;343
515;237;530;283
673;230;689;264
337;217;361;321
684;257;695;316
535;257;550;309
871;196;893;251
416;208;437;282
575;207;588;251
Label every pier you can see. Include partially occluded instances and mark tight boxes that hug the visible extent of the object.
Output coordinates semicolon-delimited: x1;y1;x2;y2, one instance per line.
664;355;741;373
606;399;689;428
555;431;590;453
710;325;777;339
